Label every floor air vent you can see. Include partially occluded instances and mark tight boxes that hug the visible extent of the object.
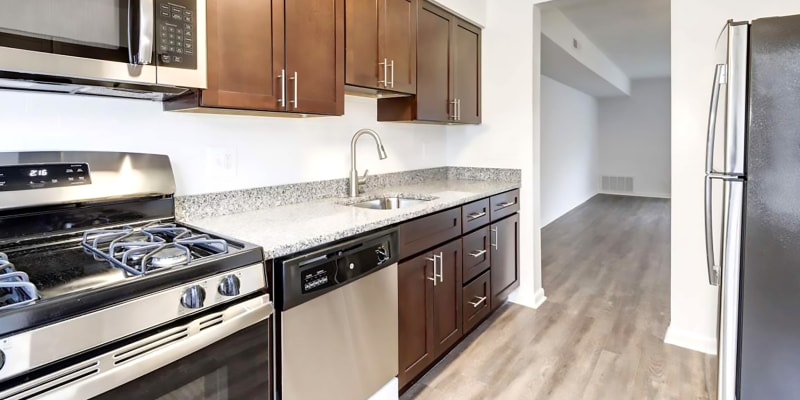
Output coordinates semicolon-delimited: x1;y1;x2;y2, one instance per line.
602;176;634;193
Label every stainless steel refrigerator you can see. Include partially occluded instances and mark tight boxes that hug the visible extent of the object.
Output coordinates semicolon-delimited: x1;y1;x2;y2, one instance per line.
706;14;800;400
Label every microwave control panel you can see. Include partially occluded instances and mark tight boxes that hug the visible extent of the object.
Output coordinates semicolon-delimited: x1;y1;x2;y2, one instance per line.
155;0;197;69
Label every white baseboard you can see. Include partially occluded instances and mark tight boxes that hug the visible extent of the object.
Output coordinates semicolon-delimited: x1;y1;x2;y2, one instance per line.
599;190;671;199
664;324;717;355
509;288;547;309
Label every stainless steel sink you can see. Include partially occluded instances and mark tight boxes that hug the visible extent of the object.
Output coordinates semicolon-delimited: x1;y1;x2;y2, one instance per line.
349;196;433;210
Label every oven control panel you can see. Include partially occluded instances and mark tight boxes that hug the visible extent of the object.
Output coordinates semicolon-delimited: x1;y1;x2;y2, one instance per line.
155;0;197;69
0;163;91;192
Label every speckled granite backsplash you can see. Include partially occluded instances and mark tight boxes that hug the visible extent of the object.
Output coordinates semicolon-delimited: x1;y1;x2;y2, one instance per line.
175;166;520;220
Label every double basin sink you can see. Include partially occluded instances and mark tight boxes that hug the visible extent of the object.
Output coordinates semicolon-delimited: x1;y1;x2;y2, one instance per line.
342;194;437;210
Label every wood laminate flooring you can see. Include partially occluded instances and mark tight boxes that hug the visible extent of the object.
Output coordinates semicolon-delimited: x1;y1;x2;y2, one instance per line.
401;195;717;400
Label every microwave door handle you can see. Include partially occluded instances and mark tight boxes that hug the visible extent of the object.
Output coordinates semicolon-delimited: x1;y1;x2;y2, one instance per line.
137;0;155;65
706;64;727;174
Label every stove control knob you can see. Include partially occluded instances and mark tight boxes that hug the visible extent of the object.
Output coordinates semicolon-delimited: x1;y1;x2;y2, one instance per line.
218;275;241;297
180;285;206;309
0;350;5;370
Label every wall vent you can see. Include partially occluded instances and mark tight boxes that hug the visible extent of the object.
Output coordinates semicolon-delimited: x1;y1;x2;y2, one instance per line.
602;176;634;193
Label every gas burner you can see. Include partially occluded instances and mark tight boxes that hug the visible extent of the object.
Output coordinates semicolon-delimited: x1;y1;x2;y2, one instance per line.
0;253;38;311
81;223;230;276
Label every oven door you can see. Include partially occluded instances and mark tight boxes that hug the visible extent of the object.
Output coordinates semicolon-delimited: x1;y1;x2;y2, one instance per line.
0;295;272;400
0;0;206;88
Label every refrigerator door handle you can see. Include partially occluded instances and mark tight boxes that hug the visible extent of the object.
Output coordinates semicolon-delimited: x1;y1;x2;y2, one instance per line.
706;64;728;174
705;174;726;286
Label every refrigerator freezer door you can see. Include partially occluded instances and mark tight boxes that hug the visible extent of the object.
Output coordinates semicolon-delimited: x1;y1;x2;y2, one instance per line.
724;23;748;177
708;22;748;177
740;14;800;400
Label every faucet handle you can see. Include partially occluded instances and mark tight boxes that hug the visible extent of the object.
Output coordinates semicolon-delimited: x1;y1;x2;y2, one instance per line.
358;169;369;185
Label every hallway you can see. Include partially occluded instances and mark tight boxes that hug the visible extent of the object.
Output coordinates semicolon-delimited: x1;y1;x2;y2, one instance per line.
402;195;716;399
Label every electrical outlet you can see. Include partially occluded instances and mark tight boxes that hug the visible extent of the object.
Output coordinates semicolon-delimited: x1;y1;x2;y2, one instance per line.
205;147;237;178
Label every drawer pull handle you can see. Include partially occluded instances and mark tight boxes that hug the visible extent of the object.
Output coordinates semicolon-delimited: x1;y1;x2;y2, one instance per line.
468;249;487;258
467;211;486;221
468;296;487;308
491;227;498;249
495;201;517;210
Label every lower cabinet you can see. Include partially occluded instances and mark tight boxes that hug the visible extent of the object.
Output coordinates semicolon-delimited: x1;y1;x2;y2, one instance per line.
398;239;462;388
491;213;520;310
398;190;520;390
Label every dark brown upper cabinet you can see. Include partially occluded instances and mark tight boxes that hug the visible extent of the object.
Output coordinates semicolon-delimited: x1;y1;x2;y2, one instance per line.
167;0;344;116
377;0;481;124
345;0;417;95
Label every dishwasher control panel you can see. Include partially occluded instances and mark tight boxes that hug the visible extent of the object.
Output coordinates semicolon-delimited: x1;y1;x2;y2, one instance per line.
302;265;334;293
278;229;399;310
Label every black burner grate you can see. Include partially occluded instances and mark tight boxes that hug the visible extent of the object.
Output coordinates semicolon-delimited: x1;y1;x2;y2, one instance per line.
0;253;38;310
81;223;230;276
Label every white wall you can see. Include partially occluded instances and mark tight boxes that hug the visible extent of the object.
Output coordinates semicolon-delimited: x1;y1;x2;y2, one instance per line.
433;0;486;27
447;0;548;309
541;8;630;96
540;75;598;227
669;0;800;354
598;78;671;198
0;91;448;196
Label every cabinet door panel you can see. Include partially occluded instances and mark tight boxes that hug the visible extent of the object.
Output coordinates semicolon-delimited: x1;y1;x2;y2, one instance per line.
398;254;435;388
490;214;520;310
462;270;491;334
285;0;344;115
415;2;452;122
381;0;416;94
345;0;380;89
433;239;462;356
452;18;480;124
203;0;285;111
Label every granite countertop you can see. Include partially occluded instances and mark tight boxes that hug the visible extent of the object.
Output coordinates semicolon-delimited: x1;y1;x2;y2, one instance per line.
183;179;520;259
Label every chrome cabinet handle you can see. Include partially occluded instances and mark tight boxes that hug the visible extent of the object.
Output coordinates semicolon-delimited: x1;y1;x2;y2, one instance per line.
379;58;388;87
389;59;395;88
706;64;727;174
426;255;441;286
495;201;517;210
457;99;462;121
491;227;498;250
467;211;486;220
468;296;487;308
449;100;457;120
437;252;443;283
278;69;286;108
289;71;298;109
468;249;487;258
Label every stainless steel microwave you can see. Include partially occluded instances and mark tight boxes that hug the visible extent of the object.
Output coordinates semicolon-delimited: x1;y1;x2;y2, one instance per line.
0;0;206;99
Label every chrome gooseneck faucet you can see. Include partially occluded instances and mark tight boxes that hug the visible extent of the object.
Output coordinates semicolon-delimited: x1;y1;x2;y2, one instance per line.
350;129;388;197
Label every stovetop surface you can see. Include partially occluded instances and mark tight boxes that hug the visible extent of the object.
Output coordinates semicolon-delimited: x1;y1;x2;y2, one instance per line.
0;221;265;338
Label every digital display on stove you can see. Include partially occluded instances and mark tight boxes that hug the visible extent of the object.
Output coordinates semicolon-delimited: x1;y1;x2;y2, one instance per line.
0;163;91;192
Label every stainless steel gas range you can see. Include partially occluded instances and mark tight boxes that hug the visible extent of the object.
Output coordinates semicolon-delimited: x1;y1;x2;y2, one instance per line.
0;152;273;400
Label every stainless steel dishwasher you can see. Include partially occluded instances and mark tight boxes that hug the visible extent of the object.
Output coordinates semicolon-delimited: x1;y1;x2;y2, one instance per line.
273;229;399;400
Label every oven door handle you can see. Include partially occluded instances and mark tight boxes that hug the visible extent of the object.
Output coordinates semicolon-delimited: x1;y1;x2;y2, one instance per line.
0;295;273;400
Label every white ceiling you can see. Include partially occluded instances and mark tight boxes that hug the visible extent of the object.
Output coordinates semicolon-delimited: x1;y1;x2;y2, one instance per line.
546;0;671;79
541;35;628;97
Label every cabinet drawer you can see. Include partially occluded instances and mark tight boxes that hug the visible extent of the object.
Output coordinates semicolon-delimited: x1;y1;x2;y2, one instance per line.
462;198;490;233
490;189;520;221
399;207;462;259
462;270;491;334
462;227;490;283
